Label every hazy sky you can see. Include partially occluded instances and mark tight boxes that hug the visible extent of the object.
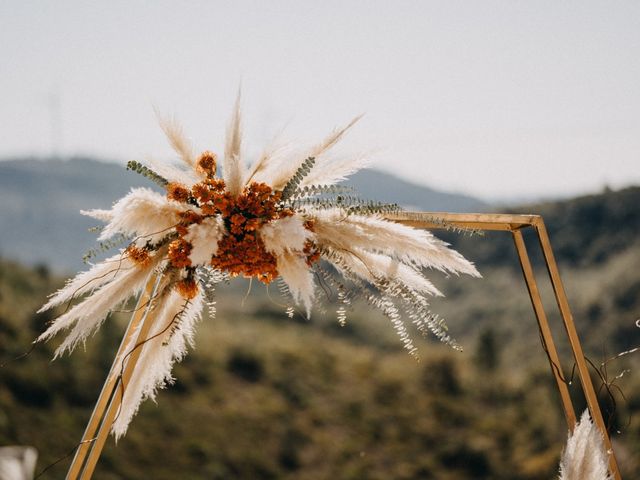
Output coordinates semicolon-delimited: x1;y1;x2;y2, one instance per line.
2;1;639;200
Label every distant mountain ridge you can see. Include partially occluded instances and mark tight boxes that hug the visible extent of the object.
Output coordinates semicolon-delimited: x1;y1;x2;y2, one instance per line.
0;157;487;272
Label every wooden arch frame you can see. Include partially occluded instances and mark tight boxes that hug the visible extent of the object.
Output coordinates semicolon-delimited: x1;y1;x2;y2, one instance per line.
390;212;621;479
66;212;621;479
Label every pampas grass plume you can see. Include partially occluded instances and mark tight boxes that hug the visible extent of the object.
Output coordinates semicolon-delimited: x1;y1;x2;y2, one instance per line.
559;409;612;480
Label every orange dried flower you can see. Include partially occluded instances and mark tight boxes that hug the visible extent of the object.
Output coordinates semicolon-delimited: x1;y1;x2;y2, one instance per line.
303;240;321;267
176;210;203;235
192;178;231;215
175;277;199;299
244;218;261;232
196;151;217;176
229;213;246;235
125;244;151;267
168;239;192;268
170;178;299;283
167;182;191;203
211;235;279;283
204;181;298;282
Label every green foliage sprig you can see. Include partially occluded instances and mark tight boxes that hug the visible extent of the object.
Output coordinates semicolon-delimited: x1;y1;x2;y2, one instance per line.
344;201;401;216
294;193;400;215
288;184;354;201
196;266;229;319
82;233;130;264
422;215;484;237
317;247;461;356
280;157;316;201
126;160;169;187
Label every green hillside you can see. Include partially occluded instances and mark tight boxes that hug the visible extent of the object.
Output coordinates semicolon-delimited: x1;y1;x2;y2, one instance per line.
0;187;639;479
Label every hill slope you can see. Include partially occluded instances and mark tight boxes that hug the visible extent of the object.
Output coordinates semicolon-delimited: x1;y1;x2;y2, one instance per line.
0;160;638;478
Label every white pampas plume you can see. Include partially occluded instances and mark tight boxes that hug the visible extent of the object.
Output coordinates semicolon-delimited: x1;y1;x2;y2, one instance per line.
80;208;113;222
307;115;363;158
351;214;480;277
223;89;246;196
244;128;291;186
112;289;203;439
37;258;159;357
298;151;370;187
559;409;612;480
184;216;226;265
326;247;442;297
277;252;315;317
38;253;134;313
269;116;362;189
143;156;199;186
260;215;313;256
155;109;196;169
312;211;480;277
98;188;183;243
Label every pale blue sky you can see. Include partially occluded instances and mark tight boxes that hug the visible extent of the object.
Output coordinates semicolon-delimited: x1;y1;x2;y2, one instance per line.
1;1;639;200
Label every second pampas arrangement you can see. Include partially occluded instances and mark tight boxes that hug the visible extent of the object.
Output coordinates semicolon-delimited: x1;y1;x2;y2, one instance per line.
37;94;480;437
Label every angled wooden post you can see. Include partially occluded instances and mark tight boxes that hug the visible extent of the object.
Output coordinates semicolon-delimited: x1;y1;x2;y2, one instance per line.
511;228;576;427
66;273;161;480
533;219;620;478
387;212;621;479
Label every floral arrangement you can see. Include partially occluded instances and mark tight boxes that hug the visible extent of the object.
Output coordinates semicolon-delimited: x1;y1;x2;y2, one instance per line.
37;96;479;437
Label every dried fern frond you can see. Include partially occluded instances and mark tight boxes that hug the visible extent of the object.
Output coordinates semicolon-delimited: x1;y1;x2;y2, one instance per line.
420;214;485;237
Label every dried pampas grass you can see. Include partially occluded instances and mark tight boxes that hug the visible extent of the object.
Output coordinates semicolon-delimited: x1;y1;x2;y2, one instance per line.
112;288;203;439
559;410;612;480
155;110;196;169
94;188;184;243
38;255;160;357
223;90;245;196
37;94;480;436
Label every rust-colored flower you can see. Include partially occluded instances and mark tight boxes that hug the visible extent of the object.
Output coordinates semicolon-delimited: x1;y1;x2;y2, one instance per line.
175;277;199;299
176;210;203;236
303;240;321;267
168;239;192;268
196;151;217;176
211;234;279;283
165;176;299;283
203;182;295;282
244;218;261;232
303;219;316;232
192;178;231;216
125;244;152;267
167;182;191;203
